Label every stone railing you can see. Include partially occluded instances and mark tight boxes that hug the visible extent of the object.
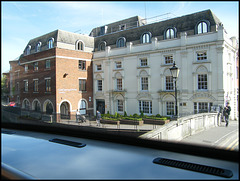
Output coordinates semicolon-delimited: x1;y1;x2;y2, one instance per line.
139;113;220;141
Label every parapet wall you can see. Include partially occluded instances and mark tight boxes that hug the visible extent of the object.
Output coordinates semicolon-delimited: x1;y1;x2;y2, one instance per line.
140;113;220;141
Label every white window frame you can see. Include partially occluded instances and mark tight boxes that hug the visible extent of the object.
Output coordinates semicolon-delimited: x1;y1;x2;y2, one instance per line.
97;80;102;91
139;100;152;115
198;74;208;90
45;78;51;92
166;102;174;116
196;51;207;61
79;79;86;92
116;78;122;91
96;64;102;71
33;62;38;71
33;79;39;92
140;58;148;67
165;76;174;90
24;80;28;92
164;55;173;65
115;61;122;69
117;100;124;113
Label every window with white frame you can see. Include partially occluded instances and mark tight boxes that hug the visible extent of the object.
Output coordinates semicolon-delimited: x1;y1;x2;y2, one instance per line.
166;102;174;116
26;45;31;55
166;76;173;90
76;41;84;50
141;77;148;91
197;22;208;34
24;80;28;92
139;100;152;114
198;74;207;90
33;62;38;71
36;42;41;52
115;61;122;69
165;28;175;39
117;100;123;112
116;37;125;48
96;64;102;71
33;79;39;92
197;52;207;61
25;65;28;72
48;38;54;49
141;32;151;43
79;60;86;70
97;80;102;91
116;78;122;91
194;102;213;113
140;58;148;67
45;60;51;69
45;78;51;92
79;79;86;91
164;55;173;64
98;41;106;51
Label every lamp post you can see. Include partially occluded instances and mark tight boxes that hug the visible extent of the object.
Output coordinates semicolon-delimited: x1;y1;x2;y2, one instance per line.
169;61;180;118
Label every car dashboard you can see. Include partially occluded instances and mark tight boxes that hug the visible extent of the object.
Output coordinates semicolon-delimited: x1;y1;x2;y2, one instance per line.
1;123;239;180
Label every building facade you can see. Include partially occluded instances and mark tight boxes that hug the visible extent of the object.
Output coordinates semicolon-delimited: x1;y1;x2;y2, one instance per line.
8;30;94;118
91;9;238;120
7;9;238;120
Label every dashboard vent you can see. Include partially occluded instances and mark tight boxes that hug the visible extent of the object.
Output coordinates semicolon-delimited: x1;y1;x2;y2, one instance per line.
49;138;86;148
153;157;233;178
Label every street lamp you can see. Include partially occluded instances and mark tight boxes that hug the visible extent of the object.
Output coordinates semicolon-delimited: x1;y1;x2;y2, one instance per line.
169;61;180;118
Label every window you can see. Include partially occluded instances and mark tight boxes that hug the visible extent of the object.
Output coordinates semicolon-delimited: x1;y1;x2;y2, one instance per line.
139;101;152;114
166;102;174;116
165;28;175;39
116;78;122;91
33;62;38;71
76;41;84;50
194;102;213;113
48;38;54;49
141;32;151;44
100;26;108;35
99;42;106;51
45;60;51;69
115;61;122;69
119;24;126;31
45;79;51;92
97;80;102;91
117;100;123;112
140;58;148;67
33;79;39;92
196;21;209;34
26;45;31;55
25;65;28;72
197;52;207;61
36;42;41;52
198;74;207;90
79;79;86;91
96;64;102;71
79;60;86;70
24;80;28;92
164;55;173;64
166;76;173;90
141;77;148;91
116;37;126;48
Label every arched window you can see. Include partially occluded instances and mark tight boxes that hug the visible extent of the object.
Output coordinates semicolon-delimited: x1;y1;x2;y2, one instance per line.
79;100;87;115
165;28;176;39
48;38;54;49
98;41;106;51
22;99;30;110
196;20;210;34
76;40;84;51
116;37;126;48
26;45;31;55
36;42;41;52
32;99;41;112
141;32;151;44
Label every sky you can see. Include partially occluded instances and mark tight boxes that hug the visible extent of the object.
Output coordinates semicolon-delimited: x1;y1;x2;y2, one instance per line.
1;1;239;73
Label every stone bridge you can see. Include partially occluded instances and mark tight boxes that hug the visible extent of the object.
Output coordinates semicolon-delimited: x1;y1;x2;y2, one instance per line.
139;113;220;141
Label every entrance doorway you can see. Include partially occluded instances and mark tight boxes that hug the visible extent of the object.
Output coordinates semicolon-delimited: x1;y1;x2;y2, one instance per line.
60;102;70;119
96;99;105;114
79;100;87;115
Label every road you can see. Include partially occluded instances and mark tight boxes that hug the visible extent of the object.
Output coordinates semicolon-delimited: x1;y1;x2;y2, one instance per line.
180;120;239;151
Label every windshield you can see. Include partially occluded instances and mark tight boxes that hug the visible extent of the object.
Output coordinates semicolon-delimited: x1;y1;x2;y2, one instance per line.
1;1;239;153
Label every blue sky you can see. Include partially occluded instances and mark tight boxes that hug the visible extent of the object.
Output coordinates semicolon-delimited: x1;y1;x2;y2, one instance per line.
1;1;239;73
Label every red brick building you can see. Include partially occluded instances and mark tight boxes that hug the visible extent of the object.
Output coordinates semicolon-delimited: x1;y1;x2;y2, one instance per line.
8;30;94;120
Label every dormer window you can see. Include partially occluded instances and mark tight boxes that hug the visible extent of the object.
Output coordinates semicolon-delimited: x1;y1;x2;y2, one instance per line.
48;38;54;49
196;20;210;34
165;28;177;39
98;41;106;51
76;40;84;51
26;45;31;55
116;37;126;48
36;42;41;52
141;32;151;44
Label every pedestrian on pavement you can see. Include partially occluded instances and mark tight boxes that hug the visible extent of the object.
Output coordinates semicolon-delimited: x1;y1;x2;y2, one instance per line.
219;105;224;122
223;102;231;127
96;110;101;126
76;109;80;123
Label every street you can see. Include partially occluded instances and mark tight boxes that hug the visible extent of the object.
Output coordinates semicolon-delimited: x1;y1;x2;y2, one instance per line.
180;120;239;151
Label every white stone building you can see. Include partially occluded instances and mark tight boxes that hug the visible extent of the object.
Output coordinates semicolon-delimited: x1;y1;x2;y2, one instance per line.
91;9;238;120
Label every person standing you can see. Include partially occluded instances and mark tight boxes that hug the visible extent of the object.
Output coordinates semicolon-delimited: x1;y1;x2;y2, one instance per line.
223;102;231;127
96;110;101;126
76;109;80;123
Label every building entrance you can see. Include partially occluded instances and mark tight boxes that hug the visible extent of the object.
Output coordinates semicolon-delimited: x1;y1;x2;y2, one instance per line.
96;99;105;114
